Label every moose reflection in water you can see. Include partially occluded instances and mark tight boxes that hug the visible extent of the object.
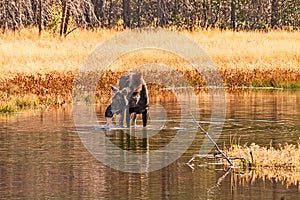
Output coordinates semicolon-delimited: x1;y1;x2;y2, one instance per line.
99;86;183;146
105;73;149;127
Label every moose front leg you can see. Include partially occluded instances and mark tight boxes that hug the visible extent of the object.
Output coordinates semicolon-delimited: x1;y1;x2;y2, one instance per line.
125;107;131;128
118;107;126;127
130;112;137;127
105;104;113;126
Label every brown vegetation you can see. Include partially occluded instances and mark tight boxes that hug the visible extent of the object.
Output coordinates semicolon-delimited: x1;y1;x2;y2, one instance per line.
226;142;300;190
226;142;300;169
0;28;299;112
187;141;300;190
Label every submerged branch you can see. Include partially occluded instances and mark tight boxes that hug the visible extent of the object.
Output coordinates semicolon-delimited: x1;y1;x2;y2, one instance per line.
190;112;234;166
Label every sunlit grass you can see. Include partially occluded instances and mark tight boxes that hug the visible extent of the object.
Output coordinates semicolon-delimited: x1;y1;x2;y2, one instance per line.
1;28;299;79
0;28;299;112
226;142;300;169
226;141;300;190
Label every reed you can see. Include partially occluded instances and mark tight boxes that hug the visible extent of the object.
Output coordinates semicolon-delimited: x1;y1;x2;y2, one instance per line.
0;28;299;112
226;142;300;169
227;141;300;190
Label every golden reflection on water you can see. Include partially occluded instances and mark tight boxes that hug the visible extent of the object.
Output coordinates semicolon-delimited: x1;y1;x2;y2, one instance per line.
231;168;300;192
0;89;300;199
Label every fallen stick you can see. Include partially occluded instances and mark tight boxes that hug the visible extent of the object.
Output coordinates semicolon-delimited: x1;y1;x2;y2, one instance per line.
190;112;234;166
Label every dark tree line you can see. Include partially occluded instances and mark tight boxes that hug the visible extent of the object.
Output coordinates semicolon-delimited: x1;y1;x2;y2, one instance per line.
0;0;299;35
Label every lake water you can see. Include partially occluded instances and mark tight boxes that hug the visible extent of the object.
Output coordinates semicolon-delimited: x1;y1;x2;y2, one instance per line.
0;89;300;199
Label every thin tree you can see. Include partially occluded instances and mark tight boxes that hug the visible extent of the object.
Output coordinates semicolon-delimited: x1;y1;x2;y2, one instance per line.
38;0;42;36
92;0;106;27
137;0;142;28
231;0;236;31
60;0;69;37
271;0;280;28
157;0;168;27
123;0;130;28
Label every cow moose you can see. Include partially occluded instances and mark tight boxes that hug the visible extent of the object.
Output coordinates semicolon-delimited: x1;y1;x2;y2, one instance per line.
105;73;149;127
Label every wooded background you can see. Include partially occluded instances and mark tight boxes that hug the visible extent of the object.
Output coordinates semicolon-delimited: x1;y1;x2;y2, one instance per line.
0;0;299;36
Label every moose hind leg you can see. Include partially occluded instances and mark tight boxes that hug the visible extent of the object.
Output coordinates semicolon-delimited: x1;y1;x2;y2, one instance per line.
118;108;125;127
125;108;131;128
142;110;148;127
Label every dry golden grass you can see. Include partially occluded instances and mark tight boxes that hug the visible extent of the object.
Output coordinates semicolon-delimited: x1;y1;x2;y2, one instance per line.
187;140;300;190
227;142;300;169
0;28;116;77
1;28;299;77
0;28;299;111
227;142;300;189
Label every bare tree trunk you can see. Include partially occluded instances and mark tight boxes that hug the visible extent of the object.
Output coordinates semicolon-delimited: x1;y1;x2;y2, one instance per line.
107;0;112;27
92;0;106;27
65;3;71;33
123;0;130;28
60;0;68;37
210;0;220;29
158;0;167;27
137;0;142;28
1;0;9;33
202;0;209;29
16;0;22;31
271;0;279;28
38;0;42;36
184;0;191;31
231;0;236;31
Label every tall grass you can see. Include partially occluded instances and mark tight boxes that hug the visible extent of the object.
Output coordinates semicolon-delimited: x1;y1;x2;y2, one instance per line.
226;142;300;169
0;28;299;111
227;142;300;190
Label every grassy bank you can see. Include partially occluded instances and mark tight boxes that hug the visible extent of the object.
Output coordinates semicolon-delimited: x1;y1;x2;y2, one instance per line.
0;28;299;112
226;142;300;169
226;142;300;189
188;141;300;189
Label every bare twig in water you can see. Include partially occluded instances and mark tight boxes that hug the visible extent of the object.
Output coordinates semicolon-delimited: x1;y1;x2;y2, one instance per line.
186;156;196;171
207;168;232;198
190;112;234;166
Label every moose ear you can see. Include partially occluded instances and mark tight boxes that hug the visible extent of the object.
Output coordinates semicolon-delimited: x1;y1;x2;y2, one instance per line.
111;85;119;93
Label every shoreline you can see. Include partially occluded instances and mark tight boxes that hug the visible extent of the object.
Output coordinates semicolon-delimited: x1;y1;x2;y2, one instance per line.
1;70;299;113
1;29;299;112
